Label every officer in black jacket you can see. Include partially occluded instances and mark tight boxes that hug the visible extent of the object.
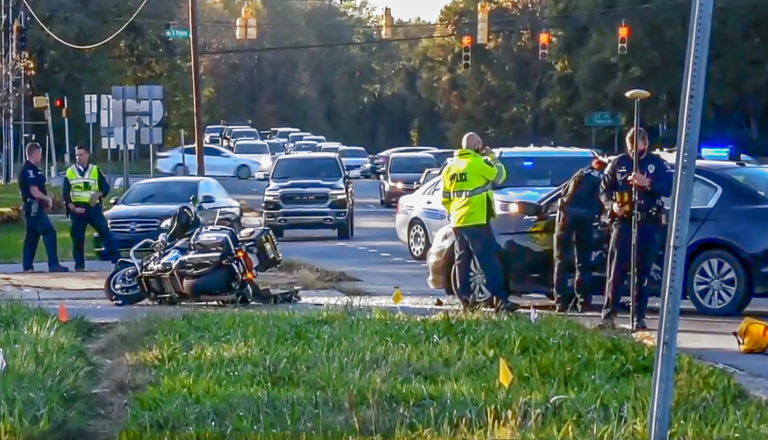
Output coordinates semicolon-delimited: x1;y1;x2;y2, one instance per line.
553;154;607;312
600;127;672;330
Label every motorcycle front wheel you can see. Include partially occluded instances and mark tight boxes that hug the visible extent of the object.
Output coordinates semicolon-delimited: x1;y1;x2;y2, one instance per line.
105;262;147;306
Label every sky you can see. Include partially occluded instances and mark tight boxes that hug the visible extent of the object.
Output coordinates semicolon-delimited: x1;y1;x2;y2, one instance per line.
366;0;449;21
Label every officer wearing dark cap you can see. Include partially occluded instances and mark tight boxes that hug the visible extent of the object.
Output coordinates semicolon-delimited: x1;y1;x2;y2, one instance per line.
18;142;69;272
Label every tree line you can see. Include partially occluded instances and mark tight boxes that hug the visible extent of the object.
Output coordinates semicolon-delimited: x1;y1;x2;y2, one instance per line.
18;0;768;156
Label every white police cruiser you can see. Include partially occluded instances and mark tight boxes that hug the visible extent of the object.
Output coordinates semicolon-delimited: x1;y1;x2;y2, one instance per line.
395;146;596;260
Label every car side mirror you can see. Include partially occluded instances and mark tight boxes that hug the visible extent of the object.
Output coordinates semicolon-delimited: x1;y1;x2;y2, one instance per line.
255;172;269;181
200;194;215;204
515;201;543;217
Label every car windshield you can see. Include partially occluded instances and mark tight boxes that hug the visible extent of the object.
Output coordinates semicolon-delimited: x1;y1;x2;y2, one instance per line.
294;143;317;152
390;156;437;173
205;126;223;135
272;158;342;180
720;167;768;198
321;146;340;153
232;129;259;139
339;148;368;158
121;181;199;205
496;156;592;188
235;142;269;155
267;141;285;153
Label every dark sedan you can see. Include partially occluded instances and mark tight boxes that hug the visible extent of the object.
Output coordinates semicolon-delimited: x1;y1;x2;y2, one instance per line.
94;177;242;255
379;153;438;207
427;160;768;316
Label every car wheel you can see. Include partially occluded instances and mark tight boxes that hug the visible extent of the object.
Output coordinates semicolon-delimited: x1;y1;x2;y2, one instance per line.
338;220;351;240
174;164;187;176
236;165;251;180
450;256;493;303
687;250;750;316
349;211;355;238
408;220;430;261
379;186;385;206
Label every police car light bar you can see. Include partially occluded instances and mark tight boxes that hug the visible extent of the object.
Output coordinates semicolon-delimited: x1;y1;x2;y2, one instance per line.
700;146;732;161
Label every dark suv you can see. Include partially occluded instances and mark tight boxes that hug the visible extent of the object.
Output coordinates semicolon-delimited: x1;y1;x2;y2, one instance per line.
259;153;354;239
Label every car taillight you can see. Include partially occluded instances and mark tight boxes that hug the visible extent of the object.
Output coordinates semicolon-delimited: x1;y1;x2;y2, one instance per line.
237;248;256;279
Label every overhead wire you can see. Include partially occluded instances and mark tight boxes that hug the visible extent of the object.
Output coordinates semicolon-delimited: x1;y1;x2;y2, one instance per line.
21;0;150;50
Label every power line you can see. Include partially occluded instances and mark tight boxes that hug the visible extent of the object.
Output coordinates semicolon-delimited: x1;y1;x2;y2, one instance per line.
22;0;150;50
199;33;452;56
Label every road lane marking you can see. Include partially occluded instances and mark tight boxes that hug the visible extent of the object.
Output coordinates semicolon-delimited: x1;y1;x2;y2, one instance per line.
393;257;403;261
368;250;378;253
380;253;391;257
357;247;367;250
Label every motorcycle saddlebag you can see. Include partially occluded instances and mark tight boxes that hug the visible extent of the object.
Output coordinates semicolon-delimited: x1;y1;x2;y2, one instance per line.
191;226;239;255
239;227;282;271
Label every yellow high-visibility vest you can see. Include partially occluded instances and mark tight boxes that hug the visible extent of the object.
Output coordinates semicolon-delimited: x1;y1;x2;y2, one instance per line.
66;164;100;205
441;149;506;227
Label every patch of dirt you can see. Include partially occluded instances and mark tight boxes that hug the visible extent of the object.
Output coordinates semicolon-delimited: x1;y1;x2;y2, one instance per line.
85;320;160;439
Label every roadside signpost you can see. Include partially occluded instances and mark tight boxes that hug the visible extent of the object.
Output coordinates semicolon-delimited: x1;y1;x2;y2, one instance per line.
649;0;714;438
585;111;623;153
84;94;97;154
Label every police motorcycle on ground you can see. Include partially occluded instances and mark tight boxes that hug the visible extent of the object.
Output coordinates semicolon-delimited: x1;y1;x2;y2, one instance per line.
104;206;299;306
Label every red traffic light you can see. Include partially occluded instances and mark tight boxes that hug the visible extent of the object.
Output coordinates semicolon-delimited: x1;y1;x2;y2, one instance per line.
618;25;630;38
462;35;473;46
54;98;64;108
539;32;551;45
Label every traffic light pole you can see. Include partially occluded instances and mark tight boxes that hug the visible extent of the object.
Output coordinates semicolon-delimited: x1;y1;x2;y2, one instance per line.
63;96;70;165
648;0;714;438
188;0;205;176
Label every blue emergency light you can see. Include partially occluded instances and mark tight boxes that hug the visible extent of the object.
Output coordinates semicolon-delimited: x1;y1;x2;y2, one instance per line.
700;144;739;161
523;160;534;168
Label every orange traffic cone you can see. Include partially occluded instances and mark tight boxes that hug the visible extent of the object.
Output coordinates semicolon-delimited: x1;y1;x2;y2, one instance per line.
58;303;69;323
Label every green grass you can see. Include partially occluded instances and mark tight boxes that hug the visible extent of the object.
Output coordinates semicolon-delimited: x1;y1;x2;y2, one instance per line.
119;310;768;439
0;182;26;209
0;219;96;264
0;303;97;439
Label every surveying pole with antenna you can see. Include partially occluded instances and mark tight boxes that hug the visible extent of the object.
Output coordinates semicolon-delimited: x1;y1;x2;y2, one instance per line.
624;88;650;332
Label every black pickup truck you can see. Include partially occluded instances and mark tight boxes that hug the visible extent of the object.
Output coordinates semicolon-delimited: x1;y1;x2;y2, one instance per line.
259;153;355;240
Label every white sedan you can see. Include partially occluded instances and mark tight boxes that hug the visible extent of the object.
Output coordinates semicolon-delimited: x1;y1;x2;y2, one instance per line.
156;145;261;179
233;139;274;172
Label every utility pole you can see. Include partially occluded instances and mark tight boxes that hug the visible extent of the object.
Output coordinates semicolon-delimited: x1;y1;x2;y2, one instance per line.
648;0;714;438
188;0;205;176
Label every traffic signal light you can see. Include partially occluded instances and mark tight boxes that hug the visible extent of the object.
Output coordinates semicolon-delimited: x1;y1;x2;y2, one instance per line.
477;2;490;45
461;35;472;70
538;31;551;60
55;98;64;108
618;21;630;54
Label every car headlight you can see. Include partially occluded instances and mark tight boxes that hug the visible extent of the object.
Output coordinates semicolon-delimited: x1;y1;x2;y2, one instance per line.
264;191;280;201
395;182;404;189
329;190;346;199
495;201;519;214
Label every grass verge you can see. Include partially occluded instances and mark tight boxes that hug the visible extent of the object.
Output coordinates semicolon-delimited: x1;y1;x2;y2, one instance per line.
119;310;768;439
0;219;96;264
0;302;97;439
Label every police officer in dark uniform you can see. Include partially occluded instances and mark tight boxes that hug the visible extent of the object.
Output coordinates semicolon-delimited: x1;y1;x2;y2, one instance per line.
62;145;119;271
600;127;672;330
18;142;69;272
553;154;608;313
